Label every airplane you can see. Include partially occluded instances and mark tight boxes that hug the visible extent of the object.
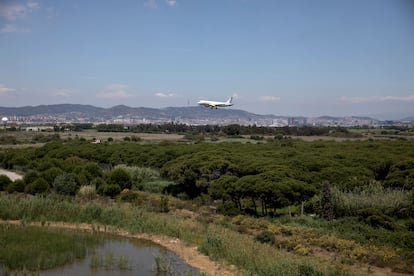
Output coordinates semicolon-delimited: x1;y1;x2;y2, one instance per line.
197;97;233;109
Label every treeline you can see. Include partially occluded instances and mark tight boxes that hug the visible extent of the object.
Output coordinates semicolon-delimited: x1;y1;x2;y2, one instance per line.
1;138;413;220
93;123;360;137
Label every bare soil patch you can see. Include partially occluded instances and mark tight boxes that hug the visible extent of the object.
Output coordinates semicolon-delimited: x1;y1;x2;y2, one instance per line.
0;169;23;181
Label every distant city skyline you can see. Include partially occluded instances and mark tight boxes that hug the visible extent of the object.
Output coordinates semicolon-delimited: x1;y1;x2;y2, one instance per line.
1;0;413;120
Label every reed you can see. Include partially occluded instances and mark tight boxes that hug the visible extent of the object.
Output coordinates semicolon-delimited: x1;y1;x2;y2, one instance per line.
332;181;413;218
0;224;102;271
0;194;342;275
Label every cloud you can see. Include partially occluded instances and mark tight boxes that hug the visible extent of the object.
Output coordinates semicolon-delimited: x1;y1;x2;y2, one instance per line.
0;84;16;95
0;24;29;33
258;96;281;103
50;89;76;97
155;92;176;97
97;84;133;99
144;0;157;9
0;1;39;21
340;95;414;104
166;0;177;7
145;0;177;9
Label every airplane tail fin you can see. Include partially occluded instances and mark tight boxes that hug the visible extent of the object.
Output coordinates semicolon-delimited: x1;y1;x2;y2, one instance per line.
226;97;233;104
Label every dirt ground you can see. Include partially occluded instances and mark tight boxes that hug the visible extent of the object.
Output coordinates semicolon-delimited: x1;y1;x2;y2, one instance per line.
0;220;237;276
0;169;23;181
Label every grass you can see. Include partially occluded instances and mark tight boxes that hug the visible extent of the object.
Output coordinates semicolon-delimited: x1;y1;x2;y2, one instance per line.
0;224;102;271
0;194;342;275
90;252;132;271
2;193;412;274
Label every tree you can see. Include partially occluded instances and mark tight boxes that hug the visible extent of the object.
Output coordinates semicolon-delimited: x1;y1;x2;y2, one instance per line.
53;173;78;195
236;175;261;215
320;181;334;220
209;175;240;208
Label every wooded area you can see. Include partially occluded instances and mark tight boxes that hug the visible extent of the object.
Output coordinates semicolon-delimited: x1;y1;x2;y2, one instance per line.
1;137;413;218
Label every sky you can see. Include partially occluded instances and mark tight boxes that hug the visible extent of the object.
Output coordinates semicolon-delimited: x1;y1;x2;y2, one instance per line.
0;0;413;119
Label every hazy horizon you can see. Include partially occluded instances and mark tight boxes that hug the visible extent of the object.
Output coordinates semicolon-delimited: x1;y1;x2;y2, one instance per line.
0;102;412;121
1;1;413;119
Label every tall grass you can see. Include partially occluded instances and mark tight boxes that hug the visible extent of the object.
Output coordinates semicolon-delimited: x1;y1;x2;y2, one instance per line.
0;224;102;271
0;194;340;275
332;181;413;218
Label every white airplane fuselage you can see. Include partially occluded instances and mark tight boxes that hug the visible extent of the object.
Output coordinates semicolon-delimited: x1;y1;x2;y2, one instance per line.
197;97;233;109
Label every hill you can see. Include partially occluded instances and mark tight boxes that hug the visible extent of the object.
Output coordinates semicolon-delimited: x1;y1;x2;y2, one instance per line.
0;104;403;126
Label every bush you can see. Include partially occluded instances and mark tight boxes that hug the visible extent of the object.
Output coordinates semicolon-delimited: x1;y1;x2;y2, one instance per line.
53;173;78;195
24;178;50;194
217;201;241;216
23;171;39;185
255;230;276;245
406;219;414;231
198;234;223;259
97;184;121;198
0;175;12;191
6;179;25;193
119;189;143;203
108;167;132;190
91;177;106;190
357;208;396;230
77;185;96;200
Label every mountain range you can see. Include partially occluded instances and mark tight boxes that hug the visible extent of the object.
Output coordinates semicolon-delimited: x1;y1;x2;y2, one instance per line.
0;104;412;126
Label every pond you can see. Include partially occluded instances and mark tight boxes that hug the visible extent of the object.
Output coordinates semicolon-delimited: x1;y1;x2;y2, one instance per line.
0;227;199;276
40;236;200;276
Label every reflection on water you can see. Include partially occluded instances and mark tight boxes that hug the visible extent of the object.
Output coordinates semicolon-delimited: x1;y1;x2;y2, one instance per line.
40;236;199;276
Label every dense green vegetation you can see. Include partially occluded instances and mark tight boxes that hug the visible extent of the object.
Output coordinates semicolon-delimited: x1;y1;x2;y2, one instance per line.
1;134;414;274
2;138;413;209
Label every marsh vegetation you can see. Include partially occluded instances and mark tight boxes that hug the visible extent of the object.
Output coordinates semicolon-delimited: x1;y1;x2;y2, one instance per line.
0;223;199;275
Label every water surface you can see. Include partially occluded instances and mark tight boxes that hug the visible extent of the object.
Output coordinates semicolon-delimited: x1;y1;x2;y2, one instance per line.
40;235;199;276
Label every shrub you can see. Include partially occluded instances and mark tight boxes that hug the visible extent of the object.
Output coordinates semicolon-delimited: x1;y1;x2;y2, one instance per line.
255;230;276;245
406;219;414;231
91;177;106;190
0;175;12;191
23;171;39;185
217;201;241;216
53;173;78;195
24;178;50;194
357;208;396;230
97;184;121;198
119;189;143;204
108;167;132;190
198;234;223;259
6;179;25;193
41;167;64;185
357;208;383;218
77;185;96;200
